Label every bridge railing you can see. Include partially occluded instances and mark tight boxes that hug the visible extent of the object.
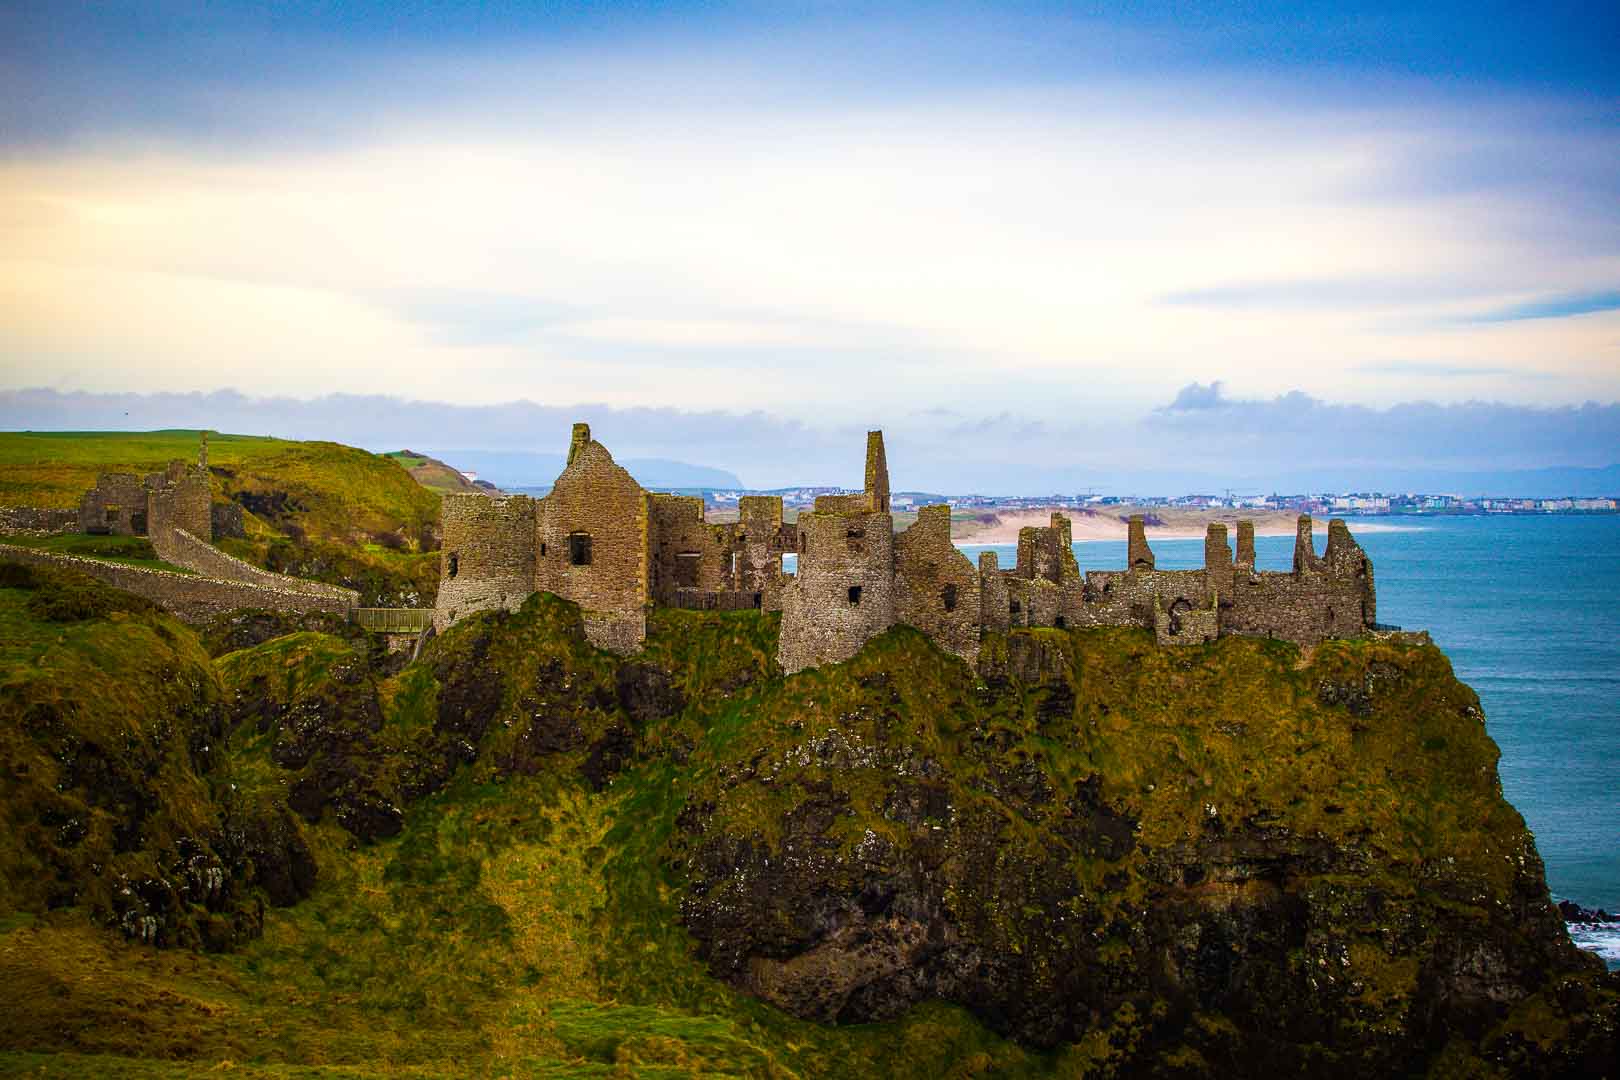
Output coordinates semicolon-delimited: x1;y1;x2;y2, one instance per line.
351;607;433;633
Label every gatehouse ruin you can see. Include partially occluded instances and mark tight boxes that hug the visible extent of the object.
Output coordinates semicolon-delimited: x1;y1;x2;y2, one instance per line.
435;424;1379;671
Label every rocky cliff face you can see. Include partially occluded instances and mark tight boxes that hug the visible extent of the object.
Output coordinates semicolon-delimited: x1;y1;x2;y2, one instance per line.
668;628;1616;1074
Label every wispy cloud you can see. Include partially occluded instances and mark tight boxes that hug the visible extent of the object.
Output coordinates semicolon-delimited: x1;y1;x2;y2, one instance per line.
1465;290;1620;324
1354;361;1528;378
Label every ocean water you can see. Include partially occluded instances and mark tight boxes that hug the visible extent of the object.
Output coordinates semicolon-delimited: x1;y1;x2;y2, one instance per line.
962;515;1620;968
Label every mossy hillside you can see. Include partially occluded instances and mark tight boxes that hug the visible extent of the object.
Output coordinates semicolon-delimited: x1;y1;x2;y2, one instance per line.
2;586;1614;1077
0;565;308;951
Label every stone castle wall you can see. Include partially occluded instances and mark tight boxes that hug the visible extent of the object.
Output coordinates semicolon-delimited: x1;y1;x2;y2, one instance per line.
977;551;1011;634
0;507;78;536
893;505;981;664
57;439;358;625
153;527;354;601
147;461;211;543
648;494;729;605
0;544;355;623
79;473;149;535
733;496;792;610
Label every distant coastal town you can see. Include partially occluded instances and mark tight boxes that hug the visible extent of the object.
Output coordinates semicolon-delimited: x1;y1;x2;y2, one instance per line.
690;486;1618;517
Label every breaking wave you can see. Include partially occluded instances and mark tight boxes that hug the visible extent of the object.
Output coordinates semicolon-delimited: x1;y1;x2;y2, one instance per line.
1567;922;1620;971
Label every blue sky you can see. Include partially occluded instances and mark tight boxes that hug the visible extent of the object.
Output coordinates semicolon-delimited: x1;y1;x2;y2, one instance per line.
1;2;1617;488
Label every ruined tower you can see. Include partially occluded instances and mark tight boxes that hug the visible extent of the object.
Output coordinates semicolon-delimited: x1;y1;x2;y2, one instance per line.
777;431;897;673
864;430;889;513
1127;514;1155;572
434;494;537;631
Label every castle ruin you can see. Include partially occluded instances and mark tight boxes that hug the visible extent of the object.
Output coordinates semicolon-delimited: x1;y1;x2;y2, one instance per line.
435;425;1378;671
79;433;214;546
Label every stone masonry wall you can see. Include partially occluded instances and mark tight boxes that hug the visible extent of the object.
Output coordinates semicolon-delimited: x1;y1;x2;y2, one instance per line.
978;551;1010;634
1204;523;1234;601
864;431;890;513
893;504;981;664
434;494;537;631
147;463;212;547
534;435;649;654
648;494;729;606
0;507;78;536
0;544;355;623
1155;593;1219;646
79;473;148;535
1127;515;1155;572
153;528;355;602
733;496;790;611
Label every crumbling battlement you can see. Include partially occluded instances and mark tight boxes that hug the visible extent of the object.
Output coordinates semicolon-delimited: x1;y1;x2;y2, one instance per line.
434;424;1382;670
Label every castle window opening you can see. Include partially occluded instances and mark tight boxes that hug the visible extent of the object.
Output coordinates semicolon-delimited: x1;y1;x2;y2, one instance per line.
105;507;119;524
448;553;459;579
569;532;593;566
540;542;547;557
675;552;701;588
848;585;863;606
1010;599;1021;614
1169;597;1192;635
1055;615;1067;629
942;584;958;611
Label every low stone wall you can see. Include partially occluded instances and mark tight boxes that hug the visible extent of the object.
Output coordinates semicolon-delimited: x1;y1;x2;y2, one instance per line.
0;544;357;624
152;528;354;602
0;507;78;536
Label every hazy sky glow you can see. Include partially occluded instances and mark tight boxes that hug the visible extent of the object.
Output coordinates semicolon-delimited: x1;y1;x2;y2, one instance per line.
1;2;1617;488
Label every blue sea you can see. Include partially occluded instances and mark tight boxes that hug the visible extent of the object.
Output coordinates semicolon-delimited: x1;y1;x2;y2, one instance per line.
962;515;1620;969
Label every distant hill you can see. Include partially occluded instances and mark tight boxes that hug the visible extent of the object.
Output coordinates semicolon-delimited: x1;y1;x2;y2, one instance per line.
383;449;484;495
425;449;743;490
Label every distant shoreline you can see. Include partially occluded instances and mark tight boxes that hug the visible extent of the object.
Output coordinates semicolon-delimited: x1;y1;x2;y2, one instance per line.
948;509;1411;547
